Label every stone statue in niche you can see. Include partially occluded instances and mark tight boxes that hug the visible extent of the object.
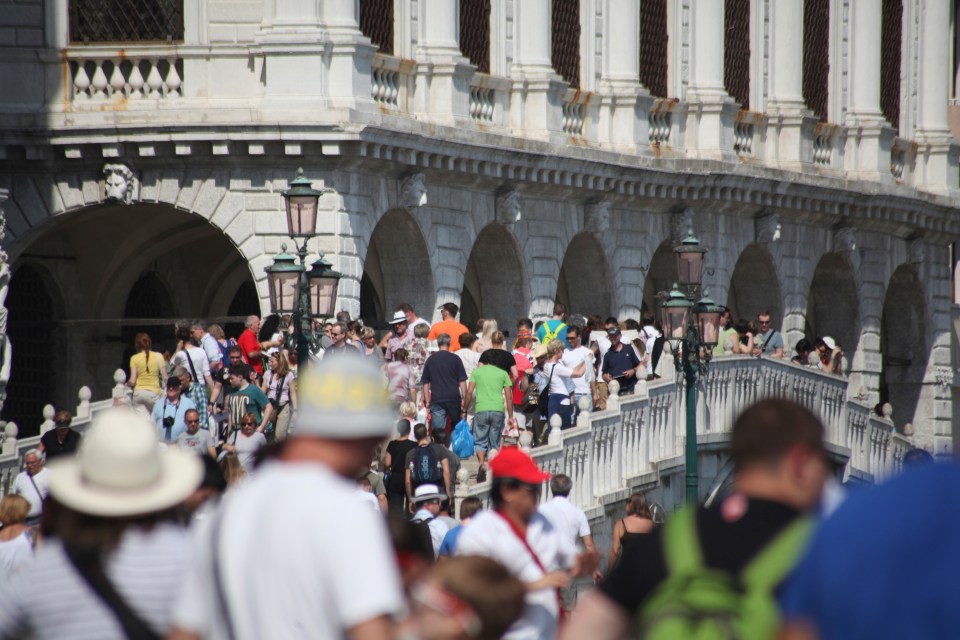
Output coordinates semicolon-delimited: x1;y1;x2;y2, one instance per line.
399;172;427;208
103;162;136;204
755;212;781;244
496;189;521;227
670;208;693;243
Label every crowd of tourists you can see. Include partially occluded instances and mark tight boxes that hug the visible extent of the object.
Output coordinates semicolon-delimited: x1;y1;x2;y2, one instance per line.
0;299;941;640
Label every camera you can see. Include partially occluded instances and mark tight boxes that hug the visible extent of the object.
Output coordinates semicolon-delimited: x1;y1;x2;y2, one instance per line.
163;416;175;429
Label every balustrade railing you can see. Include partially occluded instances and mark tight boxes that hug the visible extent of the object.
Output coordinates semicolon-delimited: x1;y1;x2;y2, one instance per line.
456;356;908;518
813;123;840;167
371;55;413;111
648;98;675;146
67;51;183;103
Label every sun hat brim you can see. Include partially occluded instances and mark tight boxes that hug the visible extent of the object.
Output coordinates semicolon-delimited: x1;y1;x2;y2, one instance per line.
413;491;446;503
47;448;203;518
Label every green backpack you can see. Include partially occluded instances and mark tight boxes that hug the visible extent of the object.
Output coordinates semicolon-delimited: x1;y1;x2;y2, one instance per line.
636;506;812;640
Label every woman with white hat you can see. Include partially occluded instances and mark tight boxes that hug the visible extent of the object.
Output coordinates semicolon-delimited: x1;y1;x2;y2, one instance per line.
0;409;203;639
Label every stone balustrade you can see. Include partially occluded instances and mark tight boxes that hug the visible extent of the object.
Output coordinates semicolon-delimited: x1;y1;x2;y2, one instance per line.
0;370;127;497
456;356;913;519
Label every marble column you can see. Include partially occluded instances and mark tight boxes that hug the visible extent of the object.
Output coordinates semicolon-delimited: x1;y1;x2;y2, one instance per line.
914;0;956;193
597;0;650;151
414;0;473;124
510;0;567;141
765;0;813;168
685;0;738;159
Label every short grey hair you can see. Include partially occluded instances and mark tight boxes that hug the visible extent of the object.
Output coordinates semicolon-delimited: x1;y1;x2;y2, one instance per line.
245;315;260;329
550;474;572;497
23;449;42;463
190;320;206;332
172;366;190;379
436;333;451;348
414;323;430;339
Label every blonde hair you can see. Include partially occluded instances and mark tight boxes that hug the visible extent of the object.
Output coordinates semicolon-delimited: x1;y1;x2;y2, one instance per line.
208;324;225;340
546;339;565;356
221;453;246;486
360;326;376;340
0;495;30;526
481;319;499;339
491;330;506;347
270;352;291;378
399;401;417;419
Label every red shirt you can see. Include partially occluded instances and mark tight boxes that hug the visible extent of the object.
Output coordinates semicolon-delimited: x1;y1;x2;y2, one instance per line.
512;348;534;405
237;328;264;375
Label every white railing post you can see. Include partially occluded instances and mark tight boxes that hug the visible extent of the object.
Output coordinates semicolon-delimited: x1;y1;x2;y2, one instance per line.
76;386;92;421
39;405;55;437
1;421;17;456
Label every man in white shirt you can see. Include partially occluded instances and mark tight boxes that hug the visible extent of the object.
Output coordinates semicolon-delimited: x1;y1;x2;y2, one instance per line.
639;311;661;378
456;448;598;640
538;474;601;608
410;484;450;558
171;357;404;640
562;325;597;421
191;321;222;372
12;449;48;525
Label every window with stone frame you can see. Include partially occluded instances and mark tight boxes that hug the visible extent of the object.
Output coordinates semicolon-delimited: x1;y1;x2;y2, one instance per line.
880;0;902;131
360;0;395;55
551;0;581;89
639;0;669;98
802;0;830;122
724;0;751;109
68;0;184;43
460;0;491;73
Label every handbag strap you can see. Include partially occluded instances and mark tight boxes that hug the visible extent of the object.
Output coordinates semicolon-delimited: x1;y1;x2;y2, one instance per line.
63;543;162;640
27;472;43;504
184;348;201;384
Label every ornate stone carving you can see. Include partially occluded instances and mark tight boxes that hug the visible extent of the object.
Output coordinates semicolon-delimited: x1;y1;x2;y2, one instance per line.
670;208;693;243
934;366;953;392
496;189;521;227
103;162;137;204
908;235;926;265
399;172;427;208
584;200;611;235
834;225;857;252
755;211;781;244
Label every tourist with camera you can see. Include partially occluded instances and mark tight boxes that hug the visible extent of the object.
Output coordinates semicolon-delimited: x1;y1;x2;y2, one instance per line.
151;377;197;443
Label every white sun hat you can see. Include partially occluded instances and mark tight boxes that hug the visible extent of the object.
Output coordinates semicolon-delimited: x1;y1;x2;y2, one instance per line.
413;483;446;503
47;409;203;517
388;310;408;325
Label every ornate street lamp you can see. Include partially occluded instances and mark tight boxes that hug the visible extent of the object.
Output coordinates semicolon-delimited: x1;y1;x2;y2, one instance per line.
265;169;338;369
658;229;715;505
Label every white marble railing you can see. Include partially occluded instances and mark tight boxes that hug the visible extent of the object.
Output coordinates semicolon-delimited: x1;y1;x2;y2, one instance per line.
456;356;912;518
68;53;183;102
0;370;128;497
812;123;840;167
562;89;591;137
648;98;675;147
371;55;414;111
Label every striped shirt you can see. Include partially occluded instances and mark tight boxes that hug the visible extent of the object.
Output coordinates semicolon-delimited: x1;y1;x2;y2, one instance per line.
0;523;192;639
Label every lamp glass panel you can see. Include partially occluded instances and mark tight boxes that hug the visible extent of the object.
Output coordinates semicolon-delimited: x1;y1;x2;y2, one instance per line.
269;271;300;314
697;309;721;348
285;196;319;237
665;307;689;340
308;276;338;318
676;251;704;286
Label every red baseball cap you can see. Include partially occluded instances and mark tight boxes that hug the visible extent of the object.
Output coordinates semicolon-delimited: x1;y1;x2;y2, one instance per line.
489;447;551;484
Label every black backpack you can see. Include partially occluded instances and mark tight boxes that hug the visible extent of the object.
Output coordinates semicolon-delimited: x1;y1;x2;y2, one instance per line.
410;445;443;486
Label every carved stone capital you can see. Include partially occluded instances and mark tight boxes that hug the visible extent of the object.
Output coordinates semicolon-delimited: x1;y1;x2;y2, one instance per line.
670;208;693;244
399;172;427;208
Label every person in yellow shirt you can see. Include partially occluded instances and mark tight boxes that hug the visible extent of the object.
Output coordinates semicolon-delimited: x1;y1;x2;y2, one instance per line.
127;332;167;412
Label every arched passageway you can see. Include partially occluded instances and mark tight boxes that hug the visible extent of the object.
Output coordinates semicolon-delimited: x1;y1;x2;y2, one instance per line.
642;241;678;315
880;265;927;431
5;203;258;426
728;245;783;328
806;253;860;361
461;225;528;332
556;233;614;318
4;264;61;436
360;209;435;329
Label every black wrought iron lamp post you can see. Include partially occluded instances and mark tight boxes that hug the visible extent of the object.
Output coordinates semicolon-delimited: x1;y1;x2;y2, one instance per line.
264;169;342;369
659;230;723;504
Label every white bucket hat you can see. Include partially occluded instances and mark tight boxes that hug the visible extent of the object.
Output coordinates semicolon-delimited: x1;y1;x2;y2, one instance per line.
47;409;203;517
294;356;396;439
413;483;446;503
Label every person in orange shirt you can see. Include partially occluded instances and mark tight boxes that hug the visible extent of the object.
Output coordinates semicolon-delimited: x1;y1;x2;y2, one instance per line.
428;303;470;351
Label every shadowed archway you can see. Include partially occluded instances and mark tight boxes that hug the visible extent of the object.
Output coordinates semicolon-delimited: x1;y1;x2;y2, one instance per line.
728;244;783;327
556;233;614;317
461;225;528;332
806;253;860;362
880;265;927;431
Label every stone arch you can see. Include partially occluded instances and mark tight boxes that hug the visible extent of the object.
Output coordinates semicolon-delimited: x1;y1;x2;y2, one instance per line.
642;240;678;315
728;244;783;327
461;224;529;332
555;233;615;317
359;208;436;329
3;262;64;436
6;201;258;402
880;264;928;431
805;252;860;361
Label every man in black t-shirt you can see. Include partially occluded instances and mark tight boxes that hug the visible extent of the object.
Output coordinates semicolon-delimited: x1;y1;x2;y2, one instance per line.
420;333;467;433
560;398;828;640
39;410;81;459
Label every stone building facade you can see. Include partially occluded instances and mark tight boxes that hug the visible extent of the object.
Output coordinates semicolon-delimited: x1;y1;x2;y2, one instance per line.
0;0;958;452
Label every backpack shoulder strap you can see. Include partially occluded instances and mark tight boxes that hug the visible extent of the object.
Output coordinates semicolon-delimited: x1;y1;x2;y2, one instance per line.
740;516;813;592
662;507;704;575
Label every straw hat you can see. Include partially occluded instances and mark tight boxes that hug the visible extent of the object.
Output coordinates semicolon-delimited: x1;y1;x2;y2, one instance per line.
47;409;202;517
